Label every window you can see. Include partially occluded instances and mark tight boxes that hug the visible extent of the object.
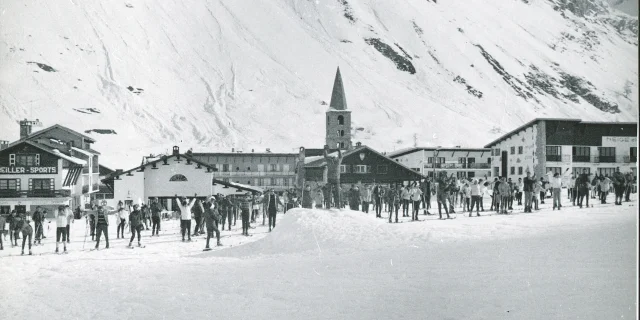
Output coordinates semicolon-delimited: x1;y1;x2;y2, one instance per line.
340;142;345;148
337;115;344;125
169;174;188;182
598;147;615;163
518;167;523;175
269;164;278;172
456;172;466;178
31;178;53;192
412;168;420;172
236;167;240;171
377;165;388;174
0;179;18;190
572;167;590;176
598;167;615;177
336;130;345;137
275;178;283;186
510;167;515;175
340;165;346;173
9;154;15;166
16;154;37;166
518;146;523;154
354;165;371;173
258;179;264;186
222;164;229;172
546;167;562;175
572;146;591;162
630;147;637;162
283;164;290;172
247;167;251;171
546;146;561;162
257;164;264;172
510;147;515;155
493;148;501;156
467;172;475;178
283;178;289;187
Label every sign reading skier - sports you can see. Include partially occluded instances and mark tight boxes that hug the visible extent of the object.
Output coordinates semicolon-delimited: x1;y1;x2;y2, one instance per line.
0;166;58;174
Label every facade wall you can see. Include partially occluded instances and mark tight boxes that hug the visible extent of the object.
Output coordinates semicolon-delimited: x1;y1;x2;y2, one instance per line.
339;148;423;183
488;122;542;180
190;153;297;191
392;149;491;179
143;160;213;199
113;171;145;205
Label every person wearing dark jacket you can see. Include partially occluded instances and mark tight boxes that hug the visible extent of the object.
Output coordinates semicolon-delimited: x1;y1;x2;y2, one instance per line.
302;185;313;209
238;193;253;236
128;204;144;247
140;204;150;230
436;172;452;219
348;185;360;211
386;186;400;223
12;211;25;247
264;189;283;232
95;206;110;249
219;196;232;231
192;200;205;237
32;207;45;245
576;169;590;208
421;179;432;215
150;198;164;236
523;172;536;213
203;197;222;250
21;219;34;255
612;167;626;205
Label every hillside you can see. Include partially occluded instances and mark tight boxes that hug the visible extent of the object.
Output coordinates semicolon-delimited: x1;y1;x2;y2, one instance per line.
0;0;637;168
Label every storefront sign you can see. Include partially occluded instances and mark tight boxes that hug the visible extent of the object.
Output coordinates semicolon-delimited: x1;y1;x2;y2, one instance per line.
0;166;58;174
603;136;637;143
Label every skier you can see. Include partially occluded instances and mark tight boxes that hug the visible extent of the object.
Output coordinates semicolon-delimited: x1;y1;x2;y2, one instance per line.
599;175;612;204
516;178;524;206
461;182;471;212
523;171;536;213
264;189;282;232
532;179;542;210
422;178;432;215
65;205;74;243
469;179;482;217
0;214;4;250
203;196;222;250
436;172;452;219
611;167;626;205
302;185;313;209
498;177;510;214
624;172;634;202
94;206;110;249
410;183;423;221
55;206;70;253
140;204;150;230
400;186;410;217
386;185;400;223
127;204;144;247
576;169;590;208
11;211;25;247
150;198;164;236
360;184;371;214
32;206;44;245
314;188;324;209
20;218;33;255
176;194;197;242
374;184;384;218
348;185;360;211
192;199;204;237
490;178;500;212
507;178;514;210
116;208;127;239
239;192;253;236
220;195;232;231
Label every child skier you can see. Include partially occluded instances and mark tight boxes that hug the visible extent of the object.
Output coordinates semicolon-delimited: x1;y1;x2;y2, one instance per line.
55;206;70;253
128;204;144;248
95;206;110;250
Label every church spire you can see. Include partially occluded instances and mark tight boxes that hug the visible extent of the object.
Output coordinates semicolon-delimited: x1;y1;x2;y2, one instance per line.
329;67;347;110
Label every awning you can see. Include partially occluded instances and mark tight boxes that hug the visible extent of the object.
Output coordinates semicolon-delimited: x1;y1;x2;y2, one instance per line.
63;166;84;187
51;149;87;165
212;178;263;195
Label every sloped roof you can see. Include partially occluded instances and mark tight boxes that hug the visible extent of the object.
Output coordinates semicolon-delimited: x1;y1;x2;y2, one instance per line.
484;118;582;148
1;140;86;165
10;124;96;147
387;146;491;158
102;154;218;181
329;67;348;111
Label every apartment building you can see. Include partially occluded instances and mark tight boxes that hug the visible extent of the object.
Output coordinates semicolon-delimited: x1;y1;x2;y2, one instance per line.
388;146;492;179
484;118;637;181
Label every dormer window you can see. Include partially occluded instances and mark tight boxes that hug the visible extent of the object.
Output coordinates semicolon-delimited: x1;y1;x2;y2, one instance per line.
16;154;39;166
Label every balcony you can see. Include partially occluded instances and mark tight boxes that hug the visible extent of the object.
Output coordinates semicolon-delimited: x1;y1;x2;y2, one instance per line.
212;171;296;177
546;155;571;162
424;163;490;169
623;156;637;163
0;189;71;198
593;156;616;163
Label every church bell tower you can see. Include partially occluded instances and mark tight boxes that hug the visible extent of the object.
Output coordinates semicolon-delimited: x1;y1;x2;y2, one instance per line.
325;67;352;150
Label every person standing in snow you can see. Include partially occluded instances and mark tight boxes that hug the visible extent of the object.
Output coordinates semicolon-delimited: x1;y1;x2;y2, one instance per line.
576;169;591;208
421;178;432;215
116;208;128;239
611;167;626;205
506;178;515;210
264;189;282;232
386;186;400;223
65;205;74;243
31;207;45;245
461;182;471;212
523;171;536;213
469;179;482;217
11;211;25;247
400;186;410;217
516;178;524;206
176;194;197;242
624;172;634;202
360;184;371;214
436;172;452;219
220;195;232;231
150;198;164;236
0;214;4;250
410;183;423;221
203;196;222;250
347;185;359;211
140;204;150;230
323;145;343;208
302;185;313;209
497;177;510;214
547;169;570;210
55;206;70;253
192;199;204;237
314;188;324;209
479;179;487;212
128;204;144;247
20;219;33;255
94;206;110;249
239;192;253;236
599;175;612;204
532;179;542;211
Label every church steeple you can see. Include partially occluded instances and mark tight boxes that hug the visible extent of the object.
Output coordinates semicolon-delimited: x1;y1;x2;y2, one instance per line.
329;67;348;110
325;67;352;150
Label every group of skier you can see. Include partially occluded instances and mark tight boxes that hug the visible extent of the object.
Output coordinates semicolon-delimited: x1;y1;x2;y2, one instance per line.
0;205;74;255
304;167;636;221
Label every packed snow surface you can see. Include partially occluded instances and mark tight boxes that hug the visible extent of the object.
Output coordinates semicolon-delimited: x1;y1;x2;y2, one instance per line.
0;0;638;168
0;195;637;319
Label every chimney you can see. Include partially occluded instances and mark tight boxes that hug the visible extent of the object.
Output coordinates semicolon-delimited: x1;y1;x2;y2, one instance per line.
252;149;254;153
172;146;179;156
19;119;33;139
0;140;8;151
232;148;235;152
356;142;362;147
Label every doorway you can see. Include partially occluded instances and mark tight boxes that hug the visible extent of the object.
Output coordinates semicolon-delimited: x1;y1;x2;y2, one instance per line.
501;151;508;179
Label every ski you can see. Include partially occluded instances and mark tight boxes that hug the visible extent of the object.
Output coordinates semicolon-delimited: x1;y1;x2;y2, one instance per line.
203;248;212;251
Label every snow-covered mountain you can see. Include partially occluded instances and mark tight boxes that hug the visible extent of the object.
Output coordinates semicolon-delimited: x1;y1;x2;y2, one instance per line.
0;0;637;169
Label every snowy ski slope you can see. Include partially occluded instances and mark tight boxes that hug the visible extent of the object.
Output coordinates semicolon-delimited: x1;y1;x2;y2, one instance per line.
0;0;637;168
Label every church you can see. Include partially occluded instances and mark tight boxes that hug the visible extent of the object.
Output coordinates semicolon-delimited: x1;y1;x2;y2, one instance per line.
302;67;424;188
